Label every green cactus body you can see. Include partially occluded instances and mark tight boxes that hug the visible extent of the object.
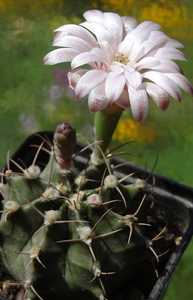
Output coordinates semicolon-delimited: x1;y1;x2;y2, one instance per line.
0;128;156;300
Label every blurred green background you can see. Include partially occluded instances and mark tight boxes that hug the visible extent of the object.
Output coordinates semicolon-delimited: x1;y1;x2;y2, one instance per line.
0;0;193;299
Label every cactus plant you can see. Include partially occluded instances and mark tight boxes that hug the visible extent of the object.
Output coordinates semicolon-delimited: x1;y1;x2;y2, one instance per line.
0;123;162;300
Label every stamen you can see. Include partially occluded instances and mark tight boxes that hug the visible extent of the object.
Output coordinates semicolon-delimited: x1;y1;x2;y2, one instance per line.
113;52;129;65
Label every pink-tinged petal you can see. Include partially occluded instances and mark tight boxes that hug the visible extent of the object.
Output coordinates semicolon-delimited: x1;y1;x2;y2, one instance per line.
147;31;169;45
110;64;125;75
103;12;124;45
122;63;135;72
129;41;145;61
53;24;98;48
165;73;193;96
150;58;182;73
83;10;105;24
53;36;92;52
91;46;112;61
71;51;106;69
126;21;161;41
68;69;88;90
105;73;126;102
137;57;181;73
142;32;169;55
43;48;80;65
165;39;185;49
129;85;149;122
118;38;134;57
144;82;170;110
143;41;158;56
115;90;130;109
154;47;187;61
88;82;109;112
75;70;108;98
125;71;142;89
122;16;138;34
91;25;116;51
136;57;160;71
80;21;95;33
98;41;114;63
143;71;182;101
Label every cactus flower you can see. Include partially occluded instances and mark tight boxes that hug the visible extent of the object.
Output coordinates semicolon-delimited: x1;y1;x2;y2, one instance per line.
43;9;193;122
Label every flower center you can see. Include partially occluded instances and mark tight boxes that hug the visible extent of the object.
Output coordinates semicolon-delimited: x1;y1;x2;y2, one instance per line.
113;52;129;65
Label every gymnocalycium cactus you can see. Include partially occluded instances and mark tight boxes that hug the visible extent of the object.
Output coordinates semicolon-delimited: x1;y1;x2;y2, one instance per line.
0;123;159;300
0;8;193;300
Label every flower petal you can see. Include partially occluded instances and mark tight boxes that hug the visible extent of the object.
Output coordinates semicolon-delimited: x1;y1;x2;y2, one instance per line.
68;69;88;90
143;71;182;101
144;82;170;110
118;38;134;58
43;48;80;65
129;85;149;122
150;59;182;73
115;90;130;109
98;40;114;62
71;51;106;69
165;73;193;96
54;24;98;48
103;12;124;45
147;31;169;46
129;41;145;61
141;31;169;55
126;71;142;89
88;82;109;112
91;25;114;45
75;70;108;98
83;10;105;24
136;57;160;71
122;16;138;34
165;39;185;49
53;36;93;52
105;73;126;102
154;47;187;61
110;64;125;75
137;57;181;73
126;21;161;42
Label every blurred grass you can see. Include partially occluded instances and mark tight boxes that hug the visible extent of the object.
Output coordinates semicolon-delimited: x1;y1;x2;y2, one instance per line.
0;1;193;299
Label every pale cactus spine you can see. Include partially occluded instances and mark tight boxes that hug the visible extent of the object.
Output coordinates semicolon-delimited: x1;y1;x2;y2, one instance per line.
0;123;157;300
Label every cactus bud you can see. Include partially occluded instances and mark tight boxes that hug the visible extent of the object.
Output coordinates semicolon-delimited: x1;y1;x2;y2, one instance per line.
54;122;76;169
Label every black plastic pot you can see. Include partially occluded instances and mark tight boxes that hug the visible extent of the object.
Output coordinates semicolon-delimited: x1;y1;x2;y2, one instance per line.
1;131;193;300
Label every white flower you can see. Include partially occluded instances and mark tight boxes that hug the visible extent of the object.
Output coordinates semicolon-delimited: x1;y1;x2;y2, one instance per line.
43;9;193;121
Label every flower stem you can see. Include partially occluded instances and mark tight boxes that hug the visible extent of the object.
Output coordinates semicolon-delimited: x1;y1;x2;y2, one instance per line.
92;104;124;164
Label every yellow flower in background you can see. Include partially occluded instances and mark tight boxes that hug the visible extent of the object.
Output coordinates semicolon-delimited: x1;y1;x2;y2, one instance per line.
138;0;191;39
113;118;157;144
94;0;193;39
1;0;192;40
